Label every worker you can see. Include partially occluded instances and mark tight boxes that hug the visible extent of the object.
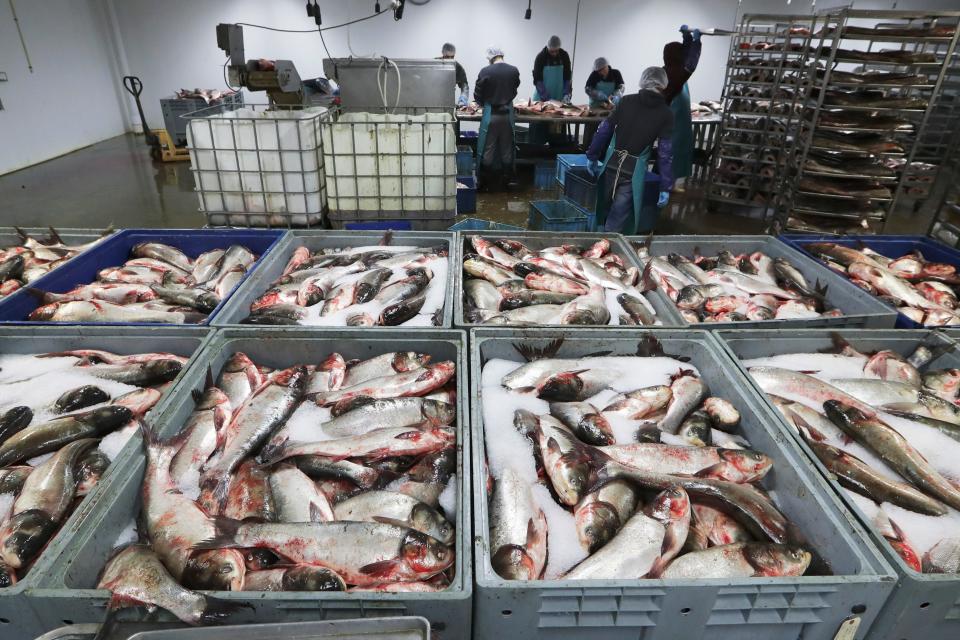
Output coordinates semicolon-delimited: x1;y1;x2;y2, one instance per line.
583;56;625;148
474;46;521;191
533;35;572;102
440;42;469;106
585;67;674;234
662;25;702;183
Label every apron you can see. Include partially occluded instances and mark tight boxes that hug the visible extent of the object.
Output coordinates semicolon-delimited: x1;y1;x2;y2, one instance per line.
594;134;652;235
475;103;516;168
531;64;565;145
669;83;694;180
589;80;616;108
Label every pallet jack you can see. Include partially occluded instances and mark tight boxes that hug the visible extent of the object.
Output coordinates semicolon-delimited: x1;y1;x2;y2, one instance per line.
122;75;189;162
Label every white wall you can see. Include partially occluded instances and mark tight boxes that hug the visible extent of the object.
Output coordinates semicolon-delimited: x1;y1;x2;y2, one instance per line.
0;0;128;175
112;0;960;129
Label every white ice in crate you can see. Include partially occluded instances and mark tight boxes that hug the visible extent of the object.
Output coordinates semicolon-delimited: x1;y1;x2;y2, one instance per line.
285;403;334;443
113;518;139;548
99;422;139;462
438;473;458;520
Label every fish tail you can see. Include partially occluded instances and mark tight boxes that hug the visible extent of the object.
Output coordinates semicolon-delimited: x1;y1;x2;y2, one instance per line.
199;594;253;625
24;288;56;303
13;226;29;243
191;516;244;552
46;226;64;245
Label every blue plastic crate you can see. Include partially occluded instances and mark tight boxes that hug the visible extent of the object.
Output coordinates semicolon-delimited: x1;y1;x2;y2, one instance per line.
456;145;474;177
781;234;960;328
457;175;477;214
0;229;285;326
447;218;523;232
556;153;589;186
563;166;599;211
533;161;555;190
528;200;591;232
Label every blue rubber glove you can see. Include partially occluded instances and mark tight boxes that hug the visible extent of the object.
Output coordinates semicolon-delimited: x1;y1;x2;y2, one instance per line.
679;24;689;33
692;28;702;42
596;91;608;101
457;94;468;107
610;94;621;106
563;94;572;103
588;159;600;178
657;191;670;208
535;82;549;101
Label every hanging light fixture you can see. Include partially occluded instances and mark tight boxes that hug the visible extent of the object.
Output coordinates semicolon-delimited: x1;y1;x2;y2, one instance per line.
525;0;532;20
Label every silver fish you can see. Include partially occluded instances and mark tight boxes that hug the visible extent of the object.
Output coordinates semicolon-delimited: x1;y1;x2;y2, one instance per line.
270;464;335;523
334;490;454;544
660;543;811;578
490;467;548;580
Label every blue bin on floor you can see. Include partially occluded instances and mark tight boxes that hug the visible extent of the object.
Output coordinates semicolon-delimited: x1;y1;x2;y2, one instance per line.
781;234;960;328
456;145;475;177
448;218;523;232
457;175;477;214
533;162;555;189
0;228;285;326
528;200;592;232
556;153;589;186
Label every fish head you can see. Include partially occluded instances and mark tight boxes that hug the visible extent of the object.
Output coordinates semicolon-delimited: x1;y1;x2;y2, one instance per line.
470;235;494;256
888;257;922;276
745;544;812;577
575;499;621;553
273;365;309;390
183;549;247;591
704;295;741;314
676;285;706;310
298;282;325;307
537;371;587;402
27;302;61;321
0;510;58;569
718;449;773;483
401;530;454;576
822;400;865;429
512;262;541;277
423;400;457;427
113;388;163;416
849;278;876;294
542;434;594;506
561;308;602;325
579;414;614;445
644;485;690;527
0;561;15;588
397;352;432;372
347;313;376;326
409;503;456;546
284;565;346;591
921;262;956;278
847;262;882;283
198;387;231;412
865;350;919;386
144;359;184;384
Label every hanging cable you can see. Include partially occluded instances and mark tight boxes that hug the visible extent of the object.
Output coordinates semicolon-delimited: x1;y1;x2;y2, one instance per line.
234;10;387;34
571;0;582;74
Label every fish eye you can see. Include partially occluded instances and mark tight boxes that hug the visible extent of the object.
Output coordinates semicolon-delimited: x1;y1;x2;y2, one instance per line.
220;565;233;574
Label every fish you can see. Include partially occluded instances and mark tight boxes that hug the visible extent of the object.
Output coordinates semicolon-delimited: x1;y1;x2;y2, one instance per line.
823;401;960;511
74;447;111;497
132;243;193;272
872;508;922;573
201;366;308;504
749;367;876;417
98;545;245;625
314;362;455;407
660;543;811;578
150;285;220;314
602;385;672;419
549;401;614;445
597;443;773;484
77;359;183;387
387;447;456;507
689;503;753;547
658;372;707;434
464;279;502;310
703;397;741;431
574;479;638;553
270;464;335;523
222;460;277;522
922;537;960;574
500;289;577;311
28;300;206;324
617;293;657;325
193;520;453;586
0;406;131;467
217;352;265;409
677;411;712;447
562;509;665;579
0;406;33;445
321;397;455;438
260;426;454;466
54;386;110;414
242;565;346;591
334;490;454;545
192;249;226;284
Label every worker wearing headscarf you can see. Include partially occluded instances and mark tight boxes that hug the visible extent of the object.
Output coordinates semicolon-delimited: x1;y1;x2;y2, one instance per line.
439;43;469;106
533;35;572;102
585;67;675;234
583;56;626;148
662;25;702;181
474;46;521;191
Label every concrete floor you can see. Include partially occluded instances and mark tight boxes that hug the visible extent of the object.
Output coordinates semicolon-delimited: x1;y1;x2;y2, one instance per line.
0;132;767;233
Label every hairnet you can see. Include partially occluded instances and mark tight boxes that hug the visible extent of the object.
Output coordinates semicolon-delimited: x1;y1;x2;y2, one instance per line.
640;66;668;91
441;43;456;56
548;35;562;49
486;46;504;61
594;57;609;71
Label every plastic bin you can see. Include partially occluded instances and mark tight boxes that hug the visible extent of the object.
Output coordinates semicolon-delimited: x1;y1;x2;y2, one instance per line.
456;145;475;177
457;175;477;214
447;218;523;232
471;328;895;640
161;91;243;147
0;229;285;326
0;326;212;640
0;228;115;299
714;328;960;640
211;230;455;328
326;210;456;232
624;235;899;329
781;234;960;328
185;104;330;228
563;166;599;211
453;230;683;328
555;153;589;187
26;329;470;638
533;161;555;190
527;200;593;232
33;617;429;640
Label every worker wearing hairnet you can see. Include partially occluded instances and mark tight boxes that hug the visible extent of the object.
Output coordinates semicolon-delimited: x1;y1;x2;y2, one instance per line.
585;67;675;234
662;25;702;182
583;57;625;148
439;43;470;106
474;46;521;191
531;35;572;146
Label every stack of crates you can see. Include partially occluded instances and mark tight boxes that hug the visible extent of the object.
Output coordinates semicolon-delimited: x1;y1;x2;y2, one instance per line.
456;145;477;214
528;154;595;232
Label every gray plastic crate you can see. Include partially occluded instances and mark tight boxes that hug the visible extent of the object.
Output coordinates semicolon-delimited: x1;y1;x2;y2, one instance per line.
0;326;212;640
470;327;895;640
27;328;471;638
454;231;683;328
715;328;960;640
624;235;899;330
0;228;115;298
212;231;455;328
33;616;429;640
160;92;243;148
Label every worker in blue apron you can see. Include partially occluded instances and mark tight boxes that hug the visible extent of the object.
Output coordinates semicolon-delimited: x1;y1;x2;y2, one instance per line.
531;35;572;146
586;67;675;234
583;57;625;149
662;25;702;182
474;46;521;191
